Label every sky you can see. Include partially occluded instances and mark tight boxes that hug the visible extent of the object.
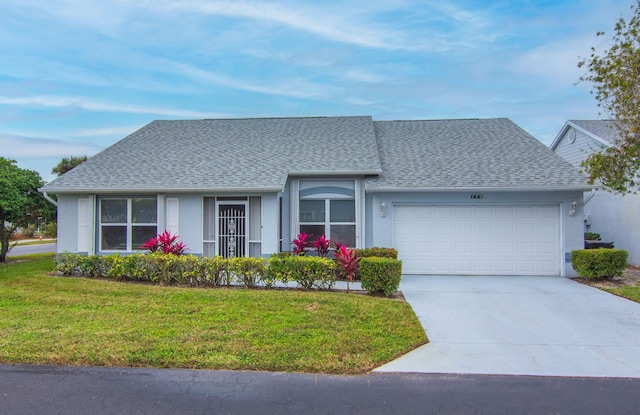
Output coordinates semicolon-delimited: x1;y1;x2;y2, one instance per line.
0;0;633;182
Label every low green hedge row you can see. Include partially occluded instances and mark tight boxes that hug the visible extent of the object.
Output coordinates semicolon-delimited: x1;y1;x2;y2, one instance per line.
55;253;402;295
354;247;399;259
571;249;628;279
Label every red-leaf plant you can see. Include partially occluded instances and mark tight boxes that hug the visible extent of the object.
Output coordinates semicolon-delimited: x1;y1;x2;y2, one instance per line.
335;244;361;291
292;232;311;255
314;235;331;258
140;230;186;255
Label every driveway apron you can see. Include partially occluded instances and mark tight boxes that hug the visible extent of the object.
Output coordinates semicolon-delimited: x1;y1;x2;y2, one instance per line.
375;275;640;378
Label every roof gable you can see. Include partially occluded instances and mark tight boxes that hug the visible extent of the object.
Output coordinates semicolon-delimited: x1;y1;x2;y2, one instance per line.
42;116;382;193
550;120;617;151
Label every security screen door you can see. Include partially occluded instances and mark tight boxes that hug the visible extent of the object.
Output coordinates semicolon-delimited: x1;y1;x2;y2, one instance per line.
217;202;247;258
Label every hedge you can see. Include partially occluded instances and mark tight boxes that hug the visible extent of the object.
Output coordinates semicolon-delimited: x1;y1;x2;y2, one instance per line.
354;247;398;259
571;249;628;279
359;257;402;297
55;253;337;290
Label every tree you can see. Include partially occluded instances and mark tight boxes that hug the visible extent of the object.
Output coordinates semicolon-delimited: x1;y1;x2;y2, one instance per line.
0;158;53;262
578;0;640;194
52;155;87;176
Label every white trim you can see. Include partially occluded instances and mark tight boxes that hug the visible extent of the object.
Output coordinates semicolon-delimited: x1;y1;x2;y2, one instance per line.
290;180;299;244
42;186;285;194
294;179;359;247
287;169;381;176
567;121;614;147
356;179;365;248
366;185;596;193
98;197;158;252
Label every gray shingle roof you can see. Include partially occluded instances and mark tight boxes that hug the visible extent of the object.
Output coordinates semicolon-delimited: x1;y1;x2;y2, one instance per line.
570;120;618;145
41;116;591;194
42;116;382;193
365;118;591;190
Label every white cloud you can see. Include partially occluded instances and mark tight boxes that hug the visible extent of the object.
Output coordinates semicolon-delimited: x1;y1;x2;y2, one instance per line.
68;126;143;137
0;133;105;159
507;37;595;88
124;0;492;52
174;63;335;98
150;0;412;50
0;95;224;118
343;70;388;84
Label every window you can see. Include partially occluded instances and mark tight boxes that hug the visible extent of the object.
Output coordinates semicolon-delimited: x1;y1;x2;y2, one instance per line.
100;198;157;251
298;180;356;247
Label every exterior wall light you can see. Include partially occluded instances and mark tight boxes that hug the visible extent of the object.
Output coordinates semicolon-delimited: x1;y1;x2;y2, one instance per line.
569;200;577;217
380;202;387;218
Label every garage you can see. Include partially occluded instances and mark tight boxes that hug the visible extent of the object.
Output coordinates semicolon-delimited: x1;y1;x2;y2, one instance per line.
393;204;561;275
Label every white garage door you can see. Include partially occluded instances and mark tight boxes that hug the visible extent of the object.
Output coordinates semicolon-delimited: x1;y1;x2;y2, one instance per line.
393;204;561;275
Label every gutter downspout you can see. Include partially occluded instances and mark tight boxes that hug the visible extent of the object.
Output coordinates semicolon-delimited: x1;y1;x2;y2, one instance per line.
42;192;57;207
583;189;596;206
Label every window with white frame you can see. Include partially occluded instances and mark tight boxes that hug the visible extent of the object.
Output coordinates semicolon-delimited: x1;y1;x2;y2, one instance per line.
298;180;356;247
99;197;157;251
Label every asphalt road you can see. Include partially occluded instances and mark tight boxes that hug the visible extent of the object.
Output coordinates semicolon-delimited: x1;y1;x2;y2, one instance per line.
6;243;56;257
1;364;639;415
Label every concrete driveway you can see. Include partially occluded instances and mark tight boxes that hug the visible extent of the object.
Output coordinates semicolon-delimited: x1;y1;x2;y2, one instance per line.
375;275;640;378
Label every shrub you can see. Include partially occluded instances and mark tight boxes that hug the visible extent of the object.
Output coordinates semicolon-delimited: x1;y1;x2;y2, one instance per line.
140;230;186;255
199;256;226;286
45;222;57;238
267;255;293;284
360;257;402;297
228;257;266;288
354;247;398;259
571;249;628;279
313;235;331;258
584;232;602;241
56;253;349;292
55;252;84;275
22;225;36;238
335;245;361;289
292;232;311;255
289;256;336;289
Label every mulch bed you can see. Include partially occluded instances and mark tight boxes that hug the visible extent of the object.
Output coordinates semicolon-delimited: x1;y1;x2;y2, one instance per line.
573;266;640;289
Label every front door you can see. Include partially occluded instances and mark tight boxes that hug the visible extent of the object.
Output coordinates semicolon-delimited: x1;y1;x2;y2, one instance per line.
217;202;248;258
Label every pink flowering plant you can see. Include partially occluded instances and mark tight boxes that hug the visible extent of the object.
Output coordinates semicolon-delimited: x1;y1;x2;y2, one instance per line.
313;235;331;258
335;244;361;290
140;230;186;256
292;232;311;255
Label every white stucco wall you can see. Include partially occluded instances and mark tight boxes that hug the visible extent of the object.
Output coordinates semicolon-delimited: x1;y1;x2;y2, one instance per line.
584;191;640;264
153;192;280;257
55;192;278;257
365;191;586;277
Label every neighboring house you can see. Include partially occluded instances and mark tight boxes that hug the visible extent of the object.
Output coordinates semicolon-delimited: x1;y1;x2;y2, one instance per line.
550;120;640;265
41;116;591;276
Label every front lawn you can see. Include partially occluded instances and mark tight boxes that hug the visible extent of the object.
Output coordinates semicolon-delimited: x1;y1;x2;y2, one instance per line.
0;254;426;374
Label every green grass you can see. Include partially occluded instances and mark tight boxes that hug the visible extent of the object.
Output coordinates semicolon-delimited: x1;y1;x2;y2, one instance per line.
607;286;640;303
0;254;426;374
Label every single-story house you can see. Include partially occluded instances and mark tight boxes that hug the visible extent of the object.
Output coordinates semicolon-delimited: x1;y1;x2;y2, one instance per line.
41;116;592;276
550;120;640;265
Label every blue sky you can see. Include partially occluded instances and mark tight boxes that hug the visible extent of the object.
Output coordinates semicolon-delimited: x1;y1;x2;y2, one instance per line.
0;0;632;182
